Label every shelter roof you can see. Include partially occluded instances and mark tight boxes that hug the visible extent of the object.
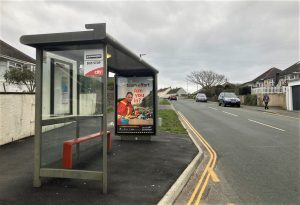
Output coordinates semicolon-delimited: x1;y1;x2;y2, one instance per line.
20;23;158;76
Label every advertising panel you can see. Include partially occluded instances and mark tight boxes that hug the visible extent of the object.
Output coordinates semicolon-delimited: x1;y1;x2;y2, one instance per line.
84;49;104;76
116;76;155;134
50;59;73;116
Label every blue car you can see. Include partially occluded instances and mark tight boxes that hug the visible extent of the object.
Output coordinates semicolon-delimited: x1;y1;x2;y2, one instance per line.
218;92;240;107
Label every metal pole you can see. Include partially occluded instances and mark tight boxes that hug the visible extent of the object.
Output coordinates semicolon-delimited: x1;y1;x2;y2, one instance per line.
155;74;158;135
76;63;80;160
33;48;43;187
187;80;189;94
102;45;108;194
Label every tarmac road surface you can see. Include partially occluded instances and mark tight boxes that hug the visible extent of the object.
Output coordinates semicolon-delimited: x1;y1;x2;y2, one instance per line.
173;99;299;204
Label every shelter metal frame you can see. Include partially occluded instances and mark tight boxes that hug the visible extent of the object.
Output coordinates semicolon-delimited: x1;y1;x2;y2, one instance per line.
20;23;158;193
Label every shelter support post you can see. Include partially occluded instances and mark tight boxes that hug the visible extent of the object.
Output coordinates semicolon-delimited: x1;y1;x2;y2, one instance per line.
154;74;158;136
33;48;43;187
102;44;108;194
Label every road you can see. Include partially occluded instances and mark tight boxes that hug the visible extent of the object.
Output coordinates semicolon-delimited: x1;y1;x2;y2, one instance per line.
172;99;299;204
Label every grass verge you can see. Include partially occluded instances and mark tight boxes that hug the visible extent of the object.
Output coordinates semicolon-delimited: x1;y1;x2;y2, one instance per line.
158;109;187;134
159;99;171;105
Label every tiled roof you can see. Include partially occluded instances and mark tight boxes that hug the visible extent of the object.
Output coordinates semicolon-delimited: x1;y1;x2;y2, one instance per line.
158;87;169;92
167;88;181;94
281;61;300;76
251;67;281;82
0;40;35;64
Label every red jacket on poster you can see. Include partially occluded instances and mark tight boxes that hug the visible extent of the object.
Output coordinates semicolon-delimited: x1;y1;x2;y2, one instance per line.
117;99;133;124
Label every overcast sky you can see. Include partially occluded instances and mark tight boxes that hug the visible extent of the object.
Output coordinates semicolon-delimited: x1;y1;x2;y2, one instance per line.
0;0;298;92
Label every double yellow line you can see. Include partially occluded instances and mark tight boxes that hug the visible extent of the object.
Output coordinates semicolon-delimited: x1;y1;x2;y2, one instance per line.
177;111;220;205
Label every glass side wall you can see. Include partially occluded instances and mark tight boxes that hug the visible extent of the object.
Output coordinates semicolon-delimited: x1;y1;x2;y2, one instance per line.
41;45;104;171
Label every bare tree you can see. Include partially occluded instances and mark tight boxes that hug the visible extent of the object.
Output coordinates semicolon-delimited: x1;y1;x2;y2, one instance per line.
187;70;227;89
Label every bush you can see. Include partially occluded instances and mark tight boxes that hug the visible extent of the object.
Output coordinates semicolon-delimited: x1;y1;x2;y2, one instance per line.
239;86;251;95
244;94;257;106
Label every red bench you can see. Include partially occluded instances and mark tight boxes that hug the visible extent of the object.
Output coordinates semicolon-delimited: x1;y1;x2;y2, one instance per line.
62;131;112;169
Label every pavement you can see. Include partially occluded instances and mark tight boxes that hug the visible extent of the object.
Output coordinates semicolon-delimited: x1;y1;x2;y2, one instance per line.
241;104;300;119
158;104;173;110
0;120;198;205
173;100;300;204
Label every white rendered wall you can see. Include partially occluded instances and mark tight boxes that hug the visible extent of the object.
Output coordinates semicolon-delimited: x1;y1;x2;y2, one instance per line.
0;94;35;145
0;93;98;146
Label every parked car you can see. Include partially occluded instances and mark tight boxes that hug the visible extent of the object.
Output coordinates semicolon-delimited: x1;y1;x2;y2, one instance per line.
195;93;207;102
169;95;177;101
218;92;240;107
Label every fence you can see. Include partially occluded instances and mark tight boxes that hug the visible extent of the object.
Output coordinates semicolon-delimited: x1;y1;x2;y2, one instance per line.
251;86;287;94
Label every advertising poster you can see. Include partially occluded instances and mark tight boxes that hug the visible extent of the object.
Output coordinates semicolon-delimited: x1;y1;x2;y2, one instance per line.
52;60;72;116
116;76;155;134
61;76;69;104
84;49;104;76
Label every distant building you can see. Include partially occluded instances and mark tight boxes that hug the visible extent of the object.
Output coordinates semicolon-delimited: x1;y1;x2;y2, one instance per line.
0;40;35;92
158;87;171;98
167;87;187;97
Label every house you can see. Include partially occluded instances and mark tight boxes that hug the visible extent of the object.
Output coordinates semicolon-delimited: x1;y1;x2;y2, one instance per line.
279;61;300;86
158;87;171;98
282;62;300;111
250;67;282;88
0;40;36;92
248;62;299;110
166;87;187;97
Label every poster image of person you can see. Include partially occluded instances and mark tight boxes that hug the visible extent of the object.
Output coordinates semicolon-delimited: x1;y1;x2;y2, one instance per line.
116;77;154;127
117;92;135;125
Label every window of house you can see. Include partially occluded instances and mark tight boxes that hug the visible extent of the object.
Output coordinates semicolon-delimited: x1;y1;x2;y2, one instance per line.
8;61;22;70
0;61;8;81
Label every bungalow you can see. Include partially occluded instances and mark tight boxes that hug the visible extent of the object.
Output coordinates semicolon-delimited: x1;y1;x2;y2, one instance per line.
167;87;187;98
158;87;171;98
0;40;36;92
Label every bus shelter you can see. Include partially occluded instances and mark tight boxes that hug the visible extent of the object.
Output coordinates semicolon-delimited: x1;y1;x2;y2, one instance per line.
20;23;158;193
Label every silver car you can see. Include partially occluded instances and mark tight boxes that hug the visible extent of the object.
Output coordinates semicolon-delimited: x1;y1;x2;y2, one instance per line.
195;93;207;102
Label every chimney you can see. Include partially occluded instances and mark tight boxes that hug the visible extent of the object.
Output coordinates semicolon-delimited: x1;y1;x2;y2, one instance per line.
274;72;280;86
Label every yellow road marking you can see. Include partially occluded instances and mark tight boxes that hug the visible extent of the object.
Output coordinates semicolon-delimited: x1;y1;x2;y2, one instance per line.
210;169;220;182
227;203;235;205
176;111;219;205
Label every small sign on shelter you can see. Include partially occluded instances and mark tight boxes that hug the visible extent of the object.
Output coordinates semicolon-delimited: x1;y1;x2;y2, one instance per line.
84;49;104;76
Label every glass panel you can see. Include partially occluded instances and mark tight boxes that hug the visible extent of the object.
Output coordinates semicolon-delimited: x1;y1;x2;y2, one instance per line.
41;45;104;171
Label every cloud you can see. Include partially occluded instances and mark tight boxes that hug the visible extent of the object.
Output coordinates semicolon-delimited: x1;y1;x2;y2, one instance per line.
0;0;298;92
